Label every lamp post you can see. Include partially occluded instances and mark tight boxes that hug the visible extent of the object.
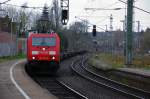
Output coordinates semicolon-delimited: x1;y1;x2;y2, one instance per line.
10;16;18;55
11;17;13;41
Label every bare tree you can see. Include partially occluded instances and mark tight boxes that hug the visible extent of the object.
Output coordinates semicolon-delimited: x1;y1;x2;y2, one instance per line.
18;3;32;35
35;4;51;33
51;0;61;31
4;5;19;19
69;21;88;34
31;12;40;30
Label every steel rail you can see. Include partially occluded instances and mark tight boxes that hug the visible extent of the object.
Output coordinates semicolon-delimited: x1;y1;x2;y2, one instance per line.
71;57;145;99
82;59;150;98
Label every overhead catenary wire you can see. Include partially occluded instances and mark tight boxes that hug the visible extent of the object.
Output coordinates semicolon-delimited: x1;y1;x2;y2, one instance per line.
75;16;106;31
1;3;48;10
10;3;43;8
118;0;150;15
95;16;110;24
0;0;11;4
103;1;120;9
76;15;109;28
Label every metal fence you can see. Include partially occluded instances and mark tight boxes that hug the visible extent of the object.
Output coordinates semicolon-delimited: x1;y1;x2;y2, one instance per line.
0;42;17;57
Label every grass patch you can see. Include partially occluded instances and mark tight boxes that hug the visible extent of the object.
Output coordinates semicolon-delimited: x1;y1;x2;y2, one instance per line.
132;55;150;69
88;53;150;70
88;53;124;70
0;53;26;63
88;57;113;70
102;54;124;68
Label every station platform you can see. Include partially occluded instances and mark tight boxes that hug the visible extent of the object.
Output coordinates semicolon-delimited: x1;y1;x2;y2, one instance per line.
0;59;57;99
118;68;150;78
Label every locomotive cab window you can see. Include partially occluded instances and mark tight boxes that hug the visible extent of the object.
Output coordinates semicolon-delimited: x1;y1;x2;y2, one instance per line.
32;37;56;46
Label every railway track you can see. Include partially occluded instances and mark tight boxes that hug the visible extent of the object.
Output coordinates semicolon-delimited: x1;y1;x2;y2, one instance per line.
71;56;150;99
82;61;150;96
26;69;87;99
25;51;88;99
32;76;87;99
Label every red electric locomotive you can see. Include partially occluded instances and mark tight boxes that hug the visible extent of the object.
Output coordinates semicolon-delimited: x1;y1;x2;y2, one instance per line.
27;32;60;72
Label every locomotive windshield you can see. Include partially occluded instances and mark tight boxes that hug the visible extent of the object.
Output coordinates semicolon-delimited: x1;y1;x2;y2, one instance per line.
32;37;56;46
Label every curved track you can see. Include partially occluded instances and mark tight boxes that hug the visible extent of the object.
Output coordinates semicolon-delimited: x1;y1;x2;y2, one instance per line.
71;56;150;99
26;65;87;99
26;51;88;99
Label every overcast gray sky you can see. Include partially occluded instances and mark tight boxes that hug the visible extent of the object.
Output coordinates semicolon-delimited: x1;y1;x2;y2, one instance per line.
2;0;150;31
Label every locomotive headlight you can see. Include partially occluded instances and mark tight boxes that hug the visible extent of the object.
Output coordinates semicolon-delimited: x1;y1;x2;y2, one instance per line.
32;51;39;55
32;57;35;60
49;51;56;55
52;56;55;60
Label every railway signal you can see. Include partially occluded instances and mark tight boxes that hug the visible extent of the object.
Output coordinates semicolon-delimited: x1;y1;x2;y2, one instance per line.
92;25;96;37
61;0;69;25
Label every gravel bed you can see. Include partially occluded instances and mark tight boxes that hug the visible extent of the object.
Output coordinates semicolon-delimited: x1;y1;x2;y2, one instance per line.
84;62;150;98
86;62;150;92
58;76;129;99
57;56;129;99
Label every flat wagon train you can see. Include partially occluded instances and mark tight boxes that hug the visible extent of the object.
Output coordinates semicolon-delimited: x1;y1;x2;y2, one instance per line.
26;32;60;73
